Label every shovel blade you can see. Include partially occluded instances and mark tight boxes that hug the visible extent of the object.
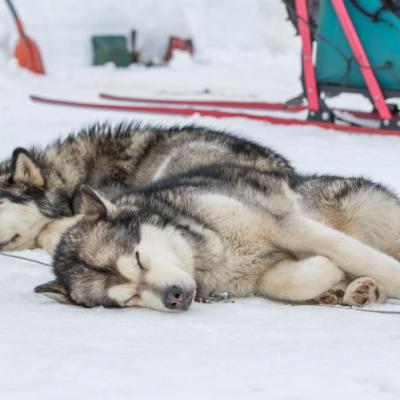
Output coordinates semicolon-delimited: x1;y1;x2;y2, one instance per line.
15;36;45;74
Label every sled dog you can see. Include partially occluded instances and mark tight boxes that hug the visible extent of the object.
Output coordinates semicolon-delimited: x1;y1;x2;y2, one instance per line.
0;123;291;253
36;165;400;310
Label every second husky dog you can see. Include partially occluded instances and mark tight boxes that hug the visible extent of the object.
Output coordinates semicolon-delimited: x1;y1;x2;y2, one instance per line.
0;123;291;253
36;165;400;310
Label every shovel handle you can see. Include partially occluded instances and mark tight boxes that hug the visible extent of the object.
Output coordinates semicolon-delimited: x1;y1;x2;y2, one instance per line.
4;0;26;36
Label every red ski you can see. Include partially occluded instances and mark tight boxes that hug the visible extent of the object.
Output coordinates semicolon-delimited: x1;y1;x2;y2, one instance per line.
99;92;397;122
30;94;400;137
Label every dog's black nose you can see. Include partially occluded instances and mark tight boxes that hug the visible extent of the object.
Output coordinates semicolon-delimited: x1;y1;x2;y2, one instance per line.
163;285;193;311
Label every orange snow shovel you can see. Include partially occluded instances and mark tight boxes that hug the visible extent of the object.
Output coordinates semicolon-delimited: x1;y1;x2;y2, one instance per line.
4;0;45;74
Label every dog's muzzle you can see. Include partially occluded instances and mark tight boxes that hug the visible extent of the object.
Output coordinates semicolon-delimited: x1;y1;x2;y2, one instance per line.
162;285;195;311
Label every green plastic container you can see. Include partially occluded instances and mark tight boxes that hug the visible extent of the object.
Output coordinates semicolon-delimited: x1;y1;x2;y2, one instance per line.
315;0;400;93
91;35;132;67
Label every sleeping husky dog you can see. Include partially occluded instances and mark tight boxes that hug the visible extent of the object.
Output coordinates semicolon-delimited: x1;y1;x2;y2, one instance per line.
0;123;291;253
36;165;400;310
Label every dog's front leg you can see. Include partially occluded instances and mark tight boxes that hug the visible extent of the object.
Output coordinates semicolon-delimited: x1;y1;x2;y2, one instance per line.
272;215;400;298
36;215;82;254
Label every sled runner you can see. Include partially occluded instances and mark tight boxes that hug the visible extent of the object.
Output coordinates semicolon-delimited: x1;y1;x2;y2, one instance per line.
30;95;400;137
97;93;399;121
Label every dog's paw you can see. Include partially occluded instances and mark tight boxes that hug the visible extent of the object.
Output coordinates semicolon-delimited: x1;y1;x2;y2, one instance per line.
343;277;384;306
311;290;340;305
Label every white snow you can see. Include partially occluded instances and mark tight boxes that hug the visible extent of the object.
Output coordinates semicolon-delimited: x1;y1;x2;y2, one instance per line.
1;1;400;399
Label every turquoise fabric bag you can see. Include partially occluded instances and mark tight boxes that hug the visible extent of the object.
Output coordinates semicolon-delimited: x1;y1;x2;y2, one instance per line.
315;0;400;93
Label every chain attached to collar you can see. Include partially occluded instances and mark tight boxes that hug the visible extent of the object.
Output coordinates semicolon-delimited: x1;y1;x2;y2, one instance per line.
197;292;235;304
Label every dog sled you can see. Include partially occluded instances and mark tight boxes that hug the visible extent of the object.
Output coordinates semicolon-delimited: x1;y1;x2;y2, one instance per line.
31;0;400;136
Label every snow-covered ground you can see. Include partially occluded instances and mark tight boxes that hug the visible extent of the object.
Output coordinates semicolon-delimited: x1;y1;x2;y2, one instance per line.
1;1;400;399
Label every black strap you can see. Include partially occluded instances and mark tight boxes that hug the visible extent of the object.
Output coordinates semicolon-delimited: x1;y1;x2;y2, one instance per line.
382;0;398;13
282;0;320;36
350;0;394;22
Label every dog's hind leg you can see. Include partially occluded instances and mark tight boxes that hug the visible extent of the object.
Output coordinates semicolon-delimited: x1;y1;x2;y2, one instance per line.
257;256;345;302
271;215;400;298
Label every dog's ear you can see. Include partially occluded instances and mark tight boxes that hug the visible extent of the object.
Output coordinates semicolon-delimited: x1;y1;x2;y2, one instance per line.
80;185;116;218
34;280;70;304
11;148;45;187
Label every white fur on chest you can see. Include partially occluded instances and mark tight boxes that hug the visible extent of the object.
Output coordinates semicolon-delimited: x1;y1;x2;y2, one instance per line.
193;193;275;296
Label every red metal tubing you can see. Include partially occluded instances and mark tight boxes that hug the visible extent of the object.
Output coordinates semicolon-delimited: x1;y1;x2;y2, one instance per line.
295;0;320;112
331;0;393;120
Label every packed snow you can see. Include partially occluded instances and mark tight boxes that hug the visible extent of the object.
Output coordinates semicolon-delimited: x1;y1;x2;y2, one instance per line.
1;1;400;399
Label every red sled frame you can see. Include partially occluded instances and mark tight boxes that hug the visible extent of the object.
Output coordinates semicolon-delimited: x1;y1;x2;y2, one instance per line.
297;0;398;129
96;0;400;133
